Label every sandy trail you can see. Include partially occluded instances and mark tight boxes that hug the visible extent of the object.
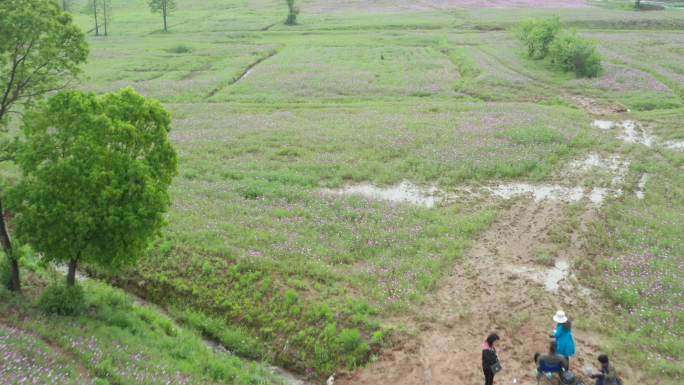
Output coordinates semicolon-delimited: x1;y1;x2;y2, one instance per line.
338;200;617;385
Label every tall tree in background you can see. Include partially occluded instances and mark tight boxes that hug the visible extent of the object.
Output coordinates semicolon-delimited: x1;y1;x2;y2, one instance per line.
149;0;176;32
9;89;178;286
101;0;111;36
285;0;299;25
90;0;100;36
635;0;641;9
0;0;88;292
87;0;112;36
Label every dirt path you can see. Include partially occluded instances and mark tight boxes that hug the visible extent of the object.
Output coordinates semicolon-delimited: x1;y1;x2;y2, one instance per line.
338;200;617;385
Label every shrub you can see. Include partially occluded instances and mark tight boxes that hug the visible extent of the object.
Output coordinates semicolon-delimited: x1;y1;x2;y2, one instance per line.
612;288;639;309
38;283;85;316
516;16;561;60
167;44;192;54
336;328;370;368
548;32;602;78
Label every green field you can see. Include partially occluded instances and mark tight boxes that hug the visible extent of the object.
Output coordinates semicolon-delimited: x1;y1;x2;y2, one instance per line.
2;0;683;384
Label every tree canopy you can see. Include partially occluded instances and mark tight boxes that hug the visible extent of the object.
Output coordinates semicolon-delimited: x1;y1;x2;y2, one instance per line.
8;89;177;285
148;0;176;32
0;0;88;126
0;0;89;292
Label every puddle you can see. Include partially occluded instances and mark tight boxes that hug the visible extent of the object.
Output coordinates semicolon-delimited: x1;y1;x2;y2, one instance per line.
509;259;570;294
587;187;617;207
324;179;624;208
240;68;254;81
490;184;621;207
544;259;570;293
321;181;442;208
618;120;655;147
591;120;616;130
664;140;684;150
567;153;630;186
324;154;631;209
592;120;656;147
487;183;584;203
636;174;648;200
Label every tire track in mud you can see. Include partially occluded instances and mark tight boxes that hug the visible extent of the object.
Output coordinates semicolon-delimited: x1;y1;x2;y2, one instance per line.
337;200;644;385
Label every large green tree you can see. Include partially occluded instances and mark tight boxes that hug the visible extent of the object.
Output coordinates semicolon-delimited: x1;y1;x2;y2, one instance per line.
8;89;178;286
0;0;88;291
148;0;176;33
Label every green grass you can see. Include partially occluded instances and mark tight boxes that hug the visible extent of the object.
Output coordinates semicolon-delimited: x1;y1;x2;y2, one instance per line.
0;266;285;385
1;0;683;382
581;109;684;382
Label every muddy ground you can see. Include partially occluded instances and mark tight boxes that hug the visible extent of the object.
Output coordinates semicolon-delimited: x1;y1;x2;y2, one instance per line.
337;199;645;385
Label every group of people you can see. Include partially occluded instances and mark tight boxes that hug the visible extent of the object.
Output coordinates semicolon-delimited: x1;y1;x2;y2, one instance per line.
481;310;622;385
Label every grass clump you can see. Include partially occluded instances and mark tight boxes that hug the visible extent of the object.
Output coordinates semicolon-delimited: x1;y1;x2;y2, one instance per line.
167;44;192;54
38;283;85;316
500;126;565;145
0;253;11;289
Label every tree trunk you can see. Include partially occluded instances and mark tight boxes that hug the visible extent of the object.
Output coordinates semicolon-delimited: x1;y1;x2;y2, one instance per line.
66;258;77;286
162;1;168;32
635;0;641;9
93;0;100;36
0;198;19;292
103;2;108;37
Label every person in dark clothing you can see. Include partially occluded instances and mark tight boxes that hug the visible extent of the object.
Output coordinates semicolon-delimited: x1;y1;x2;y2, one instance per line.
482;333;500;385
590;354;621;385
536;341;569;371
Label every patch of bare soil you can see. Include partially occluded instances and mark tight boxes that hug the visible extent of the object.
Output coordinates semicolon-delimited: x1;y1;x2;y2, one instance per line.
568;96;628;116
337;200;646;385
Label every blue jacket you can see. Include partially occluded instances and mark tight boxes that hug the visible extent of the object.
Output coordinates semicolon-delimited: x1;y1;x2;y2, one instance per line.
554;324;576;357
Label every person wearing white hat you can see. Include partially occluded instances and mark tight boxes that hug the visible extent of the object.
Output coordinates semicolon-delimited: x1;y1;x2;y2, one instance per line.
551;310;576;365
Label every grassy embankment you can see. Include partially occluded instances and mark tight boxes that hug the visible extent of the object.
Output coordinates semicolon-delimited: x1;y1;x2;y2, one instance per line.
0;259;284;385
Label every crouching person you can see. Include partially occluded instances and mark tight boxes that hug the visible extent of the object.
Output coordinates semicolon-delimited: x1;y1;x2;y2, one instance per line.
590;354;622;385
535;341;569;382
